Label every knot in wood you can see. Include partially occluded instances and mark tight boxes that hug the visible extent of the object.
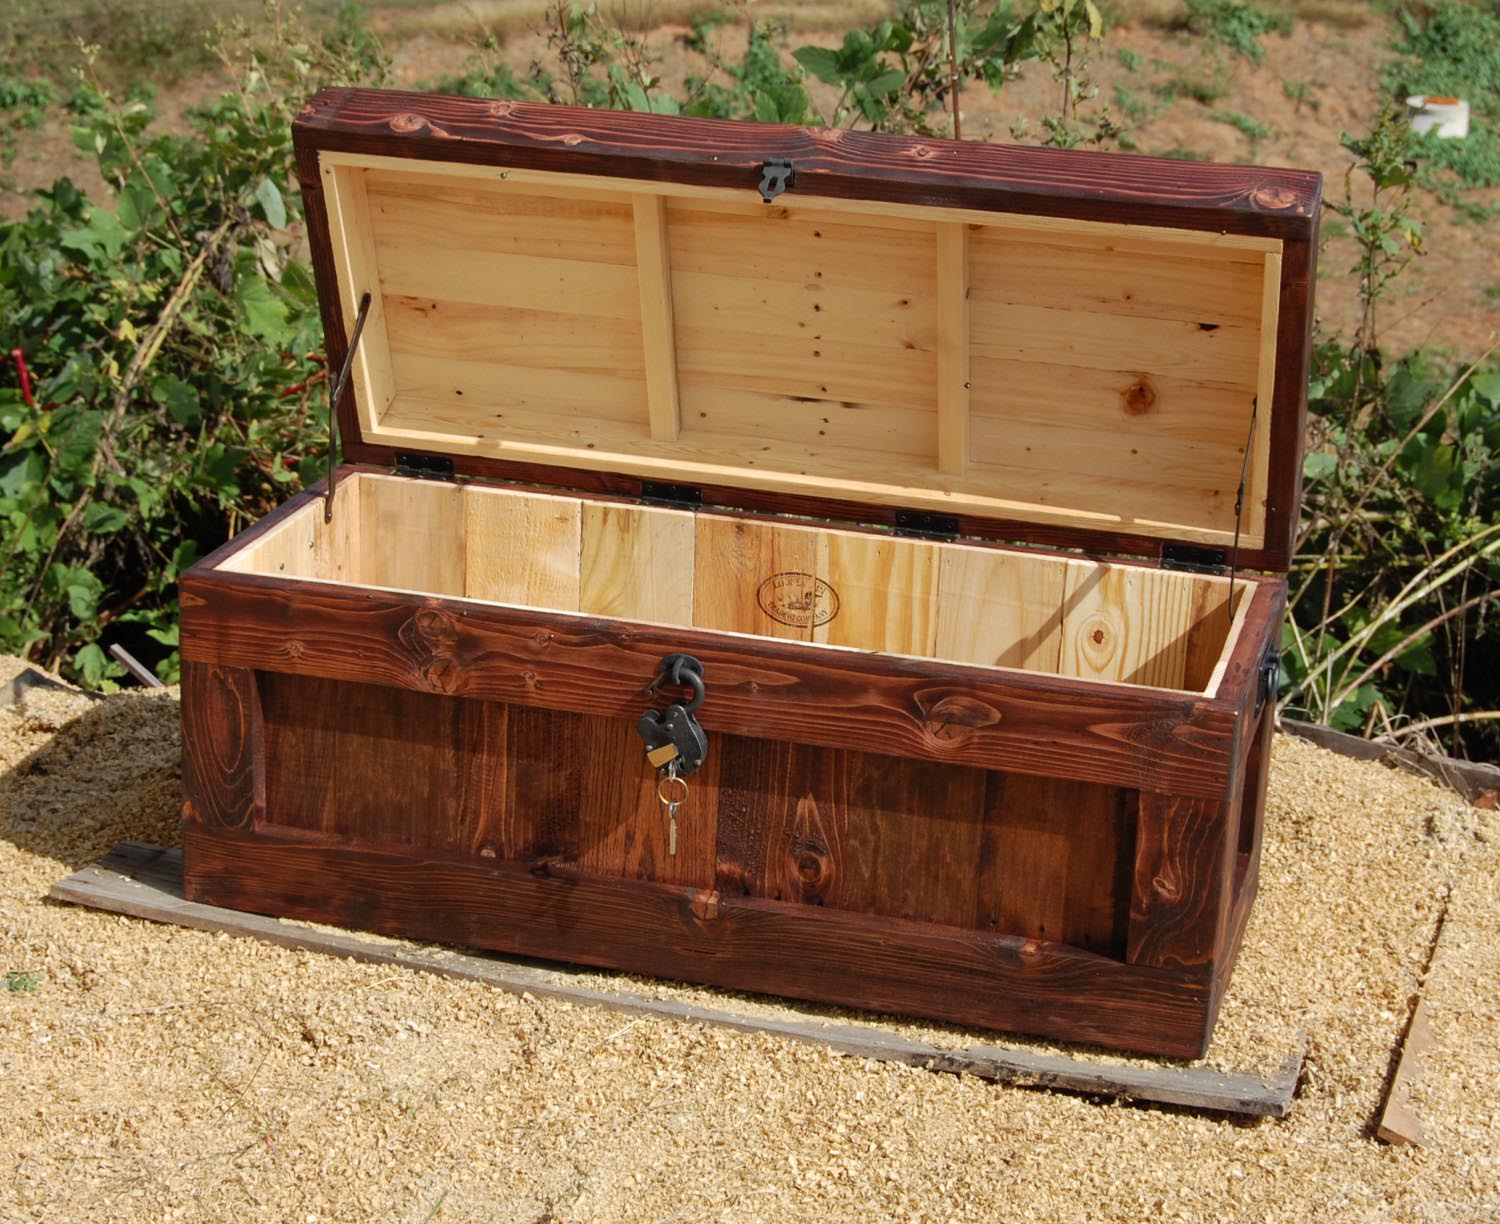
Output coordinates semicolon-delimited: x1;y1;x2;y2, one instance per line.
562;132;584;146
1121;374;1157;416
487;101;515;118
919;693;1001;742
389;112;428;134
793;843;833;898
1251;183;1298;211
398;608;463;693
688;891;722;921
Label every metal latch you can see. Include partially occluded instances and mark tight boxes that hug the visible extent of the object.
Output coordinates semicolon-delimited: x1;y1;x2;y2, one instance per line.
758;160;795;203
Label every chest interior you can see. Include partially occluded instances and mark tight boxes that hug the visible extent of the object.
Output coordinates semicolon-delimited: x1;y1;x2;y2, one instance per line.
219;470;1257;696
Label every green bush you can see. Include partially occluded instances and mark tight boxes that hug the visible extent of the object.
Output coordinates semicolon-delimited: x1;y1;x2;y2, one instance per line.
1184;0;1289;63
0;16;388;687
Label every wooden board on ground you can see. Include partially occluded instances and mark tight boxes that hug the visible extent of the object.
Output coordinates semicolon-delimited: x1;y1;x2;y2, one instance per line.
51;842;1305;1120
1377;999;1433;1146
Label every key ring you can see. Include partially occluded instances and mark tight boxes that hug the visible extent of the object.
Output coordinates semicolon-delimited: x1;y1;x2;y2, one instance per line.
657;768;690;810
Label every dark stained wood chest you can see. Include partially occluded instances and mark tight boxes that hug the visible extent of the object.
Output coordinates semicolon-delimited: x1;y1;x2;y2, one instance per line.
178;87;1320;1058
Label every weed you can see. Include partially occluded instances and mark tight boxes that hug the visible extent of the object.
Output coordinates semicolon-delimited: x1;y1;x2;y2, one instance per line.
1160;146;1212;159
1116;46;1142;71
5;971;43;994
0;70;55;165
1112;84;1151;122
1485;284;1500;301
1283;76;1317;113
1152;66;1228;105
1185;0;1290;62
1212;108;1272;142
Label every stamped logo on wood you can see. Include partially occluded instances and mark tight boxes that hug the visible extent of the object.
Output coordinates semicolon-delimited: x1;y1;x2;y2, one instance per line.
757;572;840;629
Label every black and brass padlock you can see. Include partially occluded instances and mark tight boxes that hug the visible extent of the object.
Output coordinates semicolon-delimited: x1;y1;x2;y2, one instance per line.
636;654;708;777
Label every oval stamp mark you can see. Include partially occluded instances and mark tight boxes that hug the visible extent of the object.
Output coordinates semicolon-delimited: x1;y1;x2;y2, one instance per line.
757;572;840;629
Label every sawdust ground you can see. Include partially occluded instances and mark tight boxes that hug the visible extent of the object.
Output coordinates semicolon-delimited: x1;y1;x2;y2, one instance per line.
1;659;1497;1223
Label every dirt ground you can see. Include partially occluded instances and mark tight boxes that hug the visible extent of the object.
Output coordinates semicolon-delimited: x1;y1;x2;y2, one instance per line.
5;4;1498;361
1;658;1498;1223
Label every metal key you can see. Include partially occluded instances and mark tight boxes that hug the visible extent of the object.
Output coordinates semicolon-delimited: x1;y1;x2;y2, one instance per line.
657;760;689;857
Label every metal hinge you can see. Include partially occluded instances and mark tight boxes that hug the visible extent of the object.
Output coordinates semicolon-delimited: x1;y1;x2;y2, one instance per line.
758;159;794;203
641;480;702;510
1161;542;1229;574
894;510;960;541
395;453;456;480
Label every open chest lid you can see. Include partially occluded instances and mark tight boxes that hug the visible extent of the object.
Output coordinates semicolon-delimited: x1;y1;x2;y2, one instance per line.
293;87;1321;571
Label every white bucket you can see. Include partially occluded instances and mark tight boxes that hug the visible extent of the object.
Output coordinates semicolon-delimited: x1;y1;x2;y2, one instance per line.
1406;95;1471;139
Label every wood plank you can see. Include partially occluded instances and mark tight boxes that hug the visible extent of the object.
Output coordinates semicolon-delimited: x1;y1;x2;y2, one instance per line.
1058;563;1207;690
462;483;581;609
357;474;465;596
815;532;940;656
261;672;342;834
936;222;969;476
180;662;263;831
179;570;1240;797
633;193;682;442
1377;1000;1433;1146
935;546;1068;671
321;164;397;435
692;516;822;641
578;501;694;623
1128;794;1230;973
178;822;1217;1057
713;741;989;929
51;842;1304;1115
978;775;1137;957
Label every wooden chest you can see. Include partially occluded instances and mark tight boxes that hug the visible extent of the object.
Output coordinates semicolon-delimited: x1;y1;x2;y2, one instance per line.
179;88;1320;1058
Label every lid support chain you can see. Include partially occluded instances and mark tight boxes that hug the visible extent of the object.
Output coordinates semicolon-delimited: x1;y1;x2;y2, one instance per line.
324;291;372;524
1227;400;1259;617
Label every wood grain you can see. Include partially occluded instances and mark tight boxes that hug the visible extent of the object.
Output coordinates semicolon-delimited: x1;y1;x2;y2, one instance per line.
179;569;1242;797
298;93;1318;569
578;501;694;622
182;822;1217;1057
1128;794;1230;972
180;662;263;830
464;484;581;609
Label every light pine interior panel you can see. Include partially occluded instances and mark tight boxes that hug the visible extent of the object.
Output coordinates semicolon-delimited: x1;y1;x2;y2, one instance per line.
226;473;1248;693
967;227;1266;538
358;475;466;596
364;171;650;434
934;546;1070;671
666;201;939;462
464;484;581;609
578;501;695;623
813;533;941;657
693;516;823;641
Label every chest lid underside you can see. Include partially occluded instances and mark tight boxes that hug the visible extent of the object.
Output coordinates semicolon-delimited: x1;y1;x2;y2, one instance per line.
294;89;1321;571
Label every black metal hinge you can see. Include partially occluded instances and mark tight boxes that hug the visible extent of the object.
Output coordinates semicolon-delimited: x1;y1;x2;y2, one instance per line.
395;453;456;480
894;510;960;541
758;159;795;203
641;480;703;510
1161;542;1229;575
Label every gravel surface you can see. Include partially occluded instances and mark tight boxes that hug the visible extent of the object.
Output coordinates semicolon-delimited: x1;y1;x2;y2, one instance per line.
1;659;1496;1223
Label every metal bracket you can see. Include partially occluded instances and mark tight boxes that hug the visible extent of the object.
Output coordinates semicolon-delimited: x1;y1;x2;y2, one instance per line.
1161;542;1229;574
758;160;795;204
641;480;703;510
395;453;456;480
894;509;960;541
324;291;373;524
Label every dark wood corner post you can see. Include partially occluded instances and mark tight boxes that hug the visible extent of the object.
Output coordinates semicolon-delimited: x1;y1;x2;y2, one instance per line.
1127;794;1231;975
181;661;265;832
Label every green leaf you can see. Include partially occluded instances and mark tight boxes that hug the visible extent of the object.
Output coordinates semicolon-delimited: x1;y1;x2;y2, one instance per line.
864;68;906;98
0;451;44;499
58;207;130;260
82;502;129;534
792;46;843;85
72;642;113;688
1303;451;1337;480
234;272;290;342
1471;371;1500;405
254;177;287;229
151;374;200;428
